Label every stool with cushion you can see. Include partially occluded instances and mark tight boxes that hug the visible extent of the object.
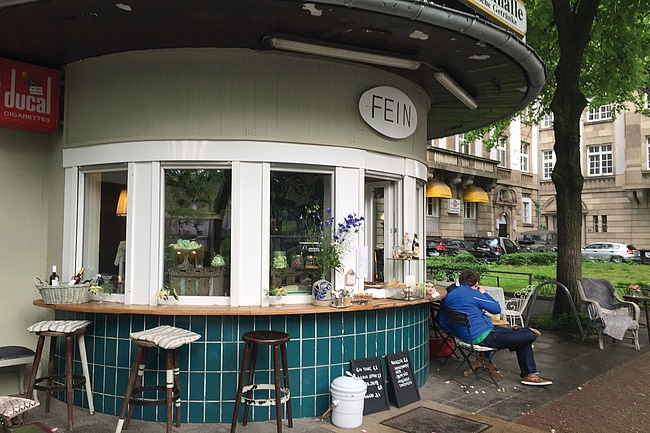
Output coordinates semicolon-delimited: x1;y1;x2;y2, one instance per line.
25;320;94;430
231;330;292;433
115;325;201;433
0;396;40;432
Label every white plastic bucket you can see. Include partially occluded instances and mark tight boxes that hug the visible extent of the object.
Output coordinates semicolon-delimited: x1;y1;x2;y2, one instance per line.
330;375;367;429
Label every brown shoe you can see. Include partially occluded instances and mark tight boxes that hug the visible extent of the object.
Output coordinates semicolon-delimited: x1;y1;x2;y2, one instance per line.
521;373;552;386
463;359;484;376
486;363;504;379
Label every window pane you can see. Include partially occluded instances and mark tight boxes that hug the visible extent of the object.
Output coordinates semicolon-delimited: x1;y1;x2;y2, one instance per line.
164;169;232;296
82;170;127;294
270;171;330;295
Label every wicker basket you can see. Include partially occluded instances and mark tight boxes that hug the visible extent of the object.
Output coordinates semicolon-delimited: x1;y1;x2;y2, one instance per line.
35;278;91;304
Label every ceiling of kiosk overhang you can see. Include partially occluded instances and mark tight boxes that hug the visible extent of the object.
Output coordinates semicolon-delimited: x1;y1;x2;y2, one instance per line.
0;0;545;139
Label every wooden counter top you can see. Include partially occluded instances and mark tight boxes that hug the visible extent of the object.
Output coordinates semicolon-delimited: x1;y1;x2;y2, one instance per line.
33;289;446;316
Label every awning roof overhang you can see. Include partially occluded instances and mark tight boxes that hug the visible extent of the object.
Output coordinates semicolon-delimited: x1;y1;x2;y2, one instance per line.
0;0;546;139
426;180;453;198
463;186;489;203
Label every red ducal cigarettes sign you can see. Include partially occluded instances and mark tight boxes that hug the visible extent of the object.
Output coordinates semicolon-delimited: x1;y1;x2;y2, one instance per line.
0;58;60;133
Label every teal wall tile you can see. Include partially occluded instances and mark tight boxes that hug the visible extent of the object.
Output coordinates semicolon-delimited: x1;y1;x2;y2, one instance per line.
205;372;221;400
316;314;329;337
301;339;315;367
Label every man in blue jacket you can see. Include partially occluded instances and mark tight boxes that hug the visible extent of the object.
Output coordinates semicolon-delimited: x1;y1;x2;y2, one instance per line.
439;269;552;386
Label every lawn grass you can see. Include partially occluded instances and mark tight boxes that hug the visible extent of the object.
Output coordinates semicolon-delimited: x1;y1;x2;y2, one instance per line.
427;254;649;297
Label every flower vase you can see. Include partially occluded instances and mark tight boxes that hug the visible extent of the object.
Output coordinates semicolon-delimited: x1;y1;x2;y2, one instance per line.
271;295;284;307
312;279;332;307
157;298;174;307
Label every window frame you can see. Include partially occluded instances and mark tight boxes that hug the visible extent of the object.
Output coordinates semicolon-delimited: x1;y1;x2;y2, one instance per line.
521;197;532;225
520;142;529;172
542;150;555;180
586;104;612;122
587;144;613;176
541;113;554;129
495;138;507;167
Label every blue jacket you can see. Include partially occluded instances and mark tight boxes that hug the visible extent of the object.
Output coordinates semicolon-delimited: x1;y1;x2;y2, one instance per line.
438;284;501;343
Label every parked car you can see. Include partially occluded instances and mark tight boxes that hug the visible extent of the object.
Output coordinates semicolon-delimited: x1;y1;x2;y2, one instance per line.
581;242;641;263
427;239;474;256
470;237;520;261
516;230;558;252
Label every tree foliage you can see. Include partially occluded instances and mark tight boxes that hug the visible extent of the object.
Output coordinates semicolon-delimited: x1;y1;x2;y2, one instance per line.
463;0;650;147
463;0;650;314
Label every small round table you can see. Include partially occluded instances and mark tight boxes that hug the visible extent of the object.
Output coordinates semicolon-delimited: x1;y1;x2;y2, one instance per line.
623;294;650;343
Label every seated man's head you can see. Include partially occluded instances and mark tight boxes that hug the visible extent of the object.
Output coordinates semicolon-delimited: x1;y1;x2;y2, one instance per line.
458;269;480;288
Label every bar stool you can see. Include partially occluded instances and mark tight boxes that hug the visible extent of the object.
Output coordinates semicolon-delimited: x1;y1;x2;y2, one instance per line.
0;396;40;431
231;330;292;433
115;325;201;433
25;320;94;431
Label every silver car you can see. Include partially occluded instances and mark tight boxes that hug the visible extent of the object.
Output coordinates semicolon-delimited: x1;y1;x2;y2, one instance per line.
581;242;641;263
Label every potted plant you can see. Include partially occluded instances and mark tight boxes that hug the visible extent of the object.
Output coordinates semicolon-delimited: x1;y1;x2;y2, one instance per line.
268;287;287;307
309;209;364;306
155;285;179;306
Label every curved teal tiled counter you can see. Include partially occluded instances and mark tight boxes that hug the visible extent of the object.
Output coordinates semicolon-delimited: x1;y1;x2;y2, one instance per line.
45;301;430;424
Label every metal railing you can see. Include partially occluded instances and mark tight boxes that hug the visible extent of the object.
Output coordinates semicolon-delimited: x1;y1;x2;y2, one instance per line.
426;266;533;289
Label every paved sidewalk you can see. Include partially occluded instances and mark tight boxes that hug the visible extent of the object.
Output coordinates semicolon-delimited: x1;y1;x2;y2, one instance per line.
24;327;648;433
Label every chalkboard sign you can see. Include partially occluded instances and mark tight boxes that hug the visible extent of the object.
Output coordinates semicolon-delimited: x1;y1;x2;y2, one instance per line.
386;351;420;408
350;356;389;415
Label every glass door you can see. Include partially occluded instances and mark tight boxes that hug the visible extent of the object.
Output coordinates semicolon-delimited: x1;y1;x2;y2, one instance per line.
365;180;399;283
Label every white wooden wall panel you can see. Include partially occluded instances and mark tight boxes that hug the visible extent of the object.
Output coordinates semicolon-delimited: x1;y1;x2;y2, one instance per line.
64;49;428;163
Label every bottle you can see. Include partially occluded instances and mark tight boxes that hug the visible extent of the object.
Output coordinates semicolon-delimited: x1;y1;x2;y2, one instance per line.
49;265;60;287
68;267;85;285
413;234;420;255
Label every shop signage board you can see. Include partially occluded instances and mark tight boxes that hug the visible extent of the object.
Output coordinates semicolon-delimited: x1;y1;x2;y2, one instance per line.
386;351;420;407
350;356;389;414
0;58;60;133
359;86;417;139
460;0;527;36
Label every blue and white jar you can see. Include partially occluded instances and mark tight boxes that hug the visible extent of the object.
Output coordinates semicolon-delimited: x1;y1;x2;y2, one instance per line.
312;279;333;307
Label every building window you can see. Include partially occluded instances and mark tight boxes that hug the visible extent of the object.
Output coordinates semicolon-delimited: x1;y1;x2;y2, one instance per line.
541;113;554;129
588;144;613;176
426;197;439;217
587;104;612;122
601;215;608;233
456;134;471;155
269;171;331;295
495;137;507;167
593;216;599;233
164;169;232;296
82;169;128;293
520;142;529;172
522;197;532;224
542;150;555;180
647;136;650;170
464;202;477;220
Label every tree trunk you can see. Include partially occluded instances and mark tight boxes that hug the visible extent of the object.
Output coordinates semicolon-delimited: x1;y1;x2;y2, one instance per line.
549;0;600;316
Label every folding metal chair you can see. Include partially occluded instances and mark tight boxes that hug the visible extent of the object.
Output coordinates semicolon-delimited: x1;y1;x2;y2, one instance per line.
444;308;500;388
429;302;457;363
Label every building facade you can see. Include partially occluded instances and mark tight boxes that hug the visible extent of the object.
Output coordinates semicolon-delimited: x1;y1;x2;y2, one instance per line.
427;99;650;251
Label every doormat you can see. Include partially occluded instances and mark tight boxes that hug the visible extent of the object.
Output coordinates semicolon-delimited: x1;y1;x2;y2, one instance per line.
380;406;490;433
